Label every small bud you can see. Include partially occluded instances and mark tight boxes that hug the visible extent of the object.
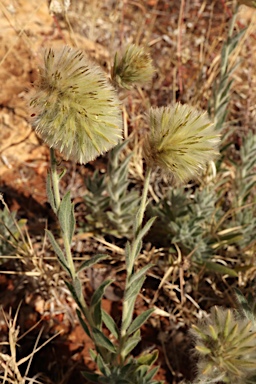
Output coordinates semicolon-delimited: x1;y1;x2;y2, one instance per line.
112;44;154;89
191;306;256;383
30;46;122;164
143;103;220;184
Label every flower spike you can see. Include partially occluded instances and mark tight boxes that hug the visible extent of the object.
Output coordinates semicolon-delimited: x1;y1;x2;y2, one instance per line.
30;46;122;164
143;103;220;184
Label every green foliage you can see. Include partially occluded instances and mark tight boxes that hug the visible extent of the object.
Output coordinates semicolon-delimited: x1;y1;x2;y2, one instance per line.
46;180;76;279
83;141;141;239
58;191;75;244
0;206;26;257
192;306;256;383
145;129;256;273
237;132;256;204
147;186;218;261
47;151;159;383
208;5;247;136
192;291;256;384
231;132;256;249
82;350;163;384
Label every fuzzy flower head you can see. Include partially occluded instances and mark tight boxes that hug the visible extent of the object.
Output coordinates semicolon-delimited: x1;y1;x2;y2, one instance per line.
30;46;122;164
143;103;220;184
112;44;155;89
191;306;256;383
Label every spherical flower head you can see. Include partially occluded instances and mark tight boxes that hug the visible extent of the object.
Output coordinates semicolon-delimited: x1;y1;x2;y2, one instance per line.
112;44;155;89
191;306;256;383
143;103;220;184
30;46;122;164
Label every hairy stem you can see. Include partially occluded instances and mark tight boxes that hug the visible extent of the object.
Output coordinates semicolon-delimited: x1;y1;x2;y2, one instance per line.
49;148;76;279
120;167;152;344
50;148;61;209
130;166;152;274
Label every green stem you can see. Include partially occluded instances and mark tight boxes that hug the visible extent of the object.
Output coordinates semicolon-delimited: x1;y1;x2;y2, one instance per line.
50;148;61;209
120;166;152;345
128;166;152;277
135;167;152;235
49;150;105;359
63;234;76;280
49;148;76;279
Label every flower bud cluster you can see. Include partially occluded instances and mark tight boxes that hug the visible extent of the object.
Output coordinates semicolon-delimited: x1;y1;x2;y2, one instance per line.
112;44;155;89
191;306;256;383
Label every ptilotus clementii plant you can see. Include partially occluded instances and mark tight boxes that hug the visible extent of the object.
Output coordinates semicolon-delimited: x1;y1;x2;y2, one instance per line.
29;43;219;383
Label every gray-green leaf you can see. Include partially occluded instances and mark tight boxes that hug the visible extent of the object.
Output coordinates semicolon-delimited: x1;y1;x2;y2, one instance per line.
78;254;110;272
102;310;119;339
127;308;155;335
46;229;70;275
92;328;116;353
58;191;75;245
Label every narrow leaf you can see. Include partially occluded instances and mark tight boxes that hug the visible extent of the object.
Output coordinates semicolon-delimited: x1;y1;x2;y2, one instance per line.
125;241;132;269
202;260;238;277
91;280;113;307
78;254;110;272
58;191;75;244
136;365;148;377
122;330;141;358
73;276;82;299
46;173;56;213
102;310;119;339
124;275;145;303
144;366;159;381
137;349;159;367
90;280;113;328
65;281;83;310
95;353;111;376
46;229;70;275
76;309;91;337
92;328;116;353
89;349;97;361
127;308;155;335
81;371;100;382
135;217;156;244
122;296;138;333
234;288;255;323
128;264;152;288
58;168;66;180
91;301;102;329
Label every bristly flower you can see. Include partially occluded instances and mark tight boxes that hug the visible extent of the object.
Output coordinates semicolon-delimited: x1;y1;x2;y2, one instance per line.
143;103;220;184
112;44;155;89
191;306;256;383
30;46;122;164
